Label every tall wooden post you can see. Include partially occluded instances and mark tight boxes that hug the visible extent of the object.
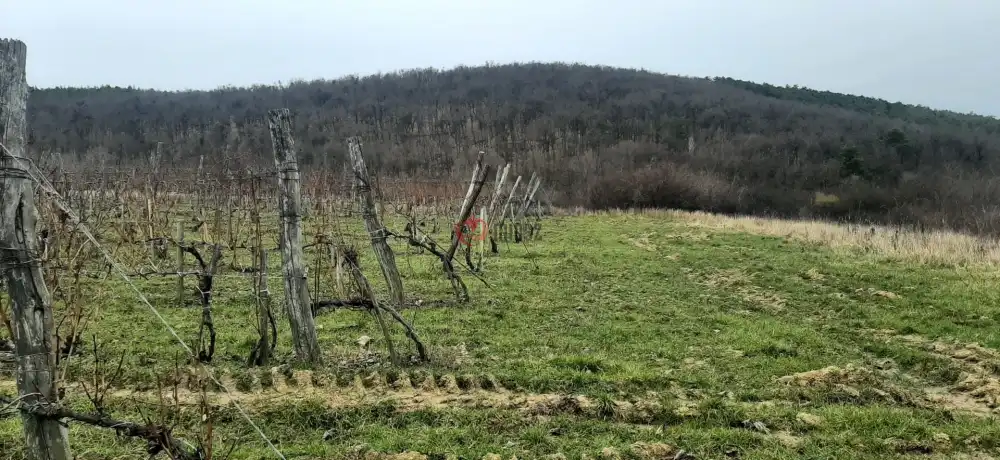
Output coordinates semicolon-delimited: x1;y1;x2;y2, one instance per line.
267;108;321;365
346;137;405;306
498;175;522;231
175;222;185;305
0;38;72;460
447;151;491;262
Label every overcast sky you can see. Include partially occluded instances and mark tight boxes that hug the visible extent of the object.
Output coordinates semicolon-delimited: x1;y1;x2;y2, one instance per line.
1;0;997;116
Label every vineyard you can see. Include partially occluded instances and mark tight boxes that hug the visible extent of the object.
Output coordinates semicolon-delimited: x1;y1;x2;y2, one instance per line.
7;40;1000;460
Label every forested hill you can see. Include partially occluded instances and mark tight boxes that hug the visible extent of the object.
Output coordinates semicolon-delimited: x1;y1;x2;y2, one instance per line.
25;62;1000;234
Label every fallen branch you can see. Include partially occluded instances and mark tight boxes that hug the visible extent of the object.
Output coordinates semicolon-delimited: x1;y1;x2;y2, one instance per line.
0;396;203;460
398;223;468;301
337;251;429;363
311;298;451;316
311;298;374;315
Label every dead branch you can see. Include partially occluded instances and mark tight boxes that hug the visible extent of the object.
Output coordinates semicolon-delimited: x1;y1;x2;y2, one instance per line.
0;396;203;460
311;298;374;315
338;248;398;364
336;250;428;363
399;223;468;301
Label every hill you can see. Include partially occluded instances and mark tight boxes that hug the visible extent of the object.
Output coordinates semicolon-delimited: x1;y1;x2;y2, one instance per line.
25;62;1000;234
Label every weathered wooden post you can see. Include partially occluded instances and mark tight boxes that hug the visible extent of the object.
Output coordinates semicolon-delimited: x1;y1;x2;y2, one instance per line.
484;164;510;255
346;137;405;306
477;206;486;267
0;38;73;460
518;175;542;219
267;108;321;365
252;247;273;366
486;164;510;223
175;221;185;305
446;151;491;262
498;175;522;229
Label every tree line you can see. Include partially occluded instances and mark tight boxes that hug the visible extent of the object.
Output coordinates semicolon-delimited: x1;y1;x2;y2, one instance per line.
25;62;1000;234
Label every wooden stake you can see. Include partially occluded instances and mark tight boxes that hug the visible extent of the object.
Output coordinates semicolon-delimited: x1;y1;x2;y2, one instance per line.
251;247;273;366
267;108;321;365
497;175;522;231
447;151;491;262
346;137;405;306
0;38;72;460
175;222;185;306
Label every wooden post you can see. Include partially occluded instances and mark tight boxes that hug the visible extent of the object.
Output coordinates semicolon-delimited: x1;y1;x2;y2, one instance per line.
330;244;345;299
175;222;184;305
498;175;522;229
477;206;486;268
267;108;321;365
447;151;491;262
0;38;72;460
486;164;510;222
251;247;273;366
484;165;510;255
518;176;542;219
346;137;405;306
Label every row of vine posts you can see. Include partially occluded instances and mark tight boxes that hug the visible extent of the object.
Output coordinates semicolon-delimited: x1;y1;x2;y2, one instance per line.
0;38;547;459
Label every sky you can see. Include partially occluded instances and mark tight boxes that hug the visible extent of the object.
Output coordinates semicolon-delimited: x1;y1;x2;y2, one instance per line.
1;0;998;116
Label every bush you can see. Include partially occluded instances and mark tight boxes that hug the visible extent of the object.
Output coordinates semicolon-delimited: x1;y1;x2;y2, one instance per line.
587;162;743;212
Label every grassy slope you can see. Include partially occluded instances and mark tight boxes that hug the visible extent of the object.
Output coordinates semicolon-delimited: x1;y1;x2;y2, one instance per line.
3;211;1000;459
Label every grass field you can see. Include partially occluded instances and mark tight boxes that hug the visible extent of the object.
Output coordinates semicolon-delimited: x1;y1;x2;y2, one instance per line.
4;209;1000;459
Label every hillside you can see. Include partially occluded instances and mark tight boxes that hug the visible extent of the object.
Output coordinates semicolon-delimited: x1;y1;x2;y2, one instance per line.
25;62;1000;234
6;209;1000;458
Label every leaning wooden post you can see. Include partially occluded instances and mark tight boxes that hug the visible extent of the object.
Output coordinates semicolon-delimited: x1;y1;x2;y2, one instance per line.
484;164;510;255
346;137;405;306
267;108;321;365
486;164;510;222
498;175;522;228
518;176;542;218
446;151;491;261
0;38;72;460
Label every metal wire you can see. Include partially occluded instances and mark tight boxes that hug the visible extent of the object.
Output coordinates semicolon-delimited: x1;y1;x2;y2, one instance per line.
0;141;288;459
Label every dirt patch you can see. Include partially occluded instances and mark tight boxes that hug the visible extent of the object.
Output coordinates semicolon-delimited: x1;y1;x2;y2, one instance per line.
855;287;901;300
350;443;681;460
869;330;1000;415
776;364;915;405
628;442;678;458
527;393;673;424
624;233;658;252
696;268;786;312
801;268;826;282
0;370;680;426
772;431;805;448
778;365;870;386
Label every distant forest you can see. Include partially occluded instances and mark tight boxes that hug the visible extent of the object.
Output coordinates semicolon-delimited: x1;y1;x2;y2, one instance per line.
24;62;1000;234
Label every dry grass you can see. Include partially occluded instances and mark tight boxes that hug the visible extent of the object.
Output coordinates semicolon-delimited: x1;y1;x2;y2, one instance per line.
567;208;1000;267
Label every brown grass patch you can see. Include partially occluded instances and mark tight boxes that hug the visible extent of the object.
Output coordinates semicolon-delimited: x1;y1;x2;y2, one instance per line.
870;330;1000;415
697;268;786;312
577;208;1000;267
777;364;916;405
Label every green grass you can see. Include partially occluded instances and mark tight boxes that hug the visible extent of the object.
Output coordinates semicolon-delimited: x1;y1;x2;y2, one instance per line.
4;211;1000;459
